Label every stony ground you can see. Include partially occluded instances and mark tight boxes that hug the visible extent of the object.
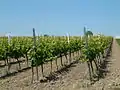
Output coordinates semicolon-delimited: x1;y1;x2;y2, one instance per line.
0;39;120;90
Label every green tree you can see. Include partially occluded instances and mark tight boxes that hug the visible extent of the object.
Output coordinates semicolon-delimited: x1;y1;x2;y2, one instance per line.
86;31;93;36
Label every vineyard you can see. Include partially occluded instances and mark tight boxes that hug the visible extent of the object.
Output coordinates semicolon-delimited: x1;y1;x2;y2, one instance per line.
0;31;114;90
0;31;113;75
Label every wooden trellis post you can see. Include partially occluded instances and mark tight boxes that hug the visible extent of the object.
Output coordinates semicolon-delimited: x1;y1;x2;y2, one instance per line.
31;28;39;83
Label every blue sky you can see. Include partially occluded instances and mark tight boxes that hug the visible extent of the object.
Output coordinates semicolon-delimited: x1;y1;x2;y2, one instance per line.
0;0;120;36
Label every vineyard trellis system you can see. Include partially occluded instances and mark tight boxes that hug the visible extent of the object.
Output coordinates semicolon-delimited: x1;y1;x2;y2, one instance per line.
0;29;113;83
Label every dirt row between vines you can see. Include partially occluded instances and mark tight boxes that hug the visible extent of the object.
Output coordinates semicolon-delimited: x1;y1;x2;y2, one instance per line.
0;51;89;90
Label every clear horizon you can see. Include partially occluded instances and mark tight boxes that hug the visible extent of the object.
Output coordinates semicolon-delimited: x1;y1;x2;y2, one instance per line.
0;0;120;36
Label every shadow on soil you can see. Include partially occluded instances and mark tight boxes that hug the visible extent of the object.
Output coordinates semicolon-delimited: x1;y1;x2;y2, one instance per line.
96;48;112;81
0;58;80;83
0;67;31;79
98;58;111;79
91;46;113;84
40;60;80;83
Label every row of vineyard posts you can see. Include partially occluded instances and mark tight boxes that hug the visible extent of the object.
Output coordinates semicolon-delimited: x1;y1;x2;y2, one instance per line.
0;27;113;83
83;27;113;82
0;28;82;81
30;27;113;82
31;28;82;82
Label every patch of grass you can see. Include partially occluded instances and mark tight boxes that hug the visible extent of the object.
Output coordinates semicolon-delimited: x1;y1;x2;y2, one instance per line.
116;39;120;45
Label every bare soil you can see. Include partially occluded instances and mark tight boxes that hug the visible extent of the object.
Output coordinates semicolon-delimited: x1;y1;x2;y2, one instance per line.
0;39;120;90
